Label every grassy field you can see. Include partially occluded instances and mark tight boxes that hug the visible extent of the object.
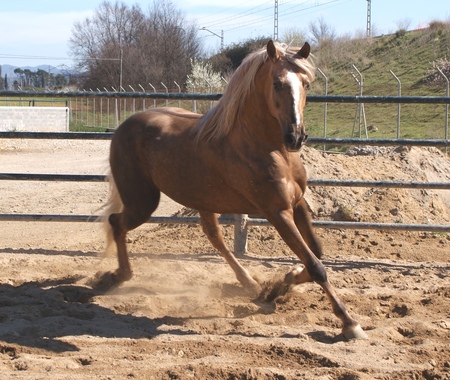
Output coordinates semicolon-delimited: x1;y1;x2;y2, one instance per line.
305;24;450;143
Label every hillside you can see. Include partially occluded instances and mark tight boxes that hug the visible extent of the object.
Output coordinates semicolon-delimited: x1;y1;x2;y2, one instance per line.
305;22;450;142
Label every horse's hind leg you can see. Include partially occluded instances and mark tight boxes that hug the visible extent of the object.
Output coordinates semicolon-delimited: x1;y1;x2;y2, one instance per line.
103;177;160;288
199;211;262;296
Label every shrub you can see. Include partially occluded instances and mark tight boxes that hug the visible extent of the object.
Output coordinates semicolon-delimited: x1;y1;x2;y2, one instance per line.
424;57;450;85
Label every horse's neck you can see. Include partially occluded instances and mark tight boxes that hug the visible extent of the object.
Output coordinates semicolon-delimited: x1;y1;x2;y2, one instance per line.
233;99;285;153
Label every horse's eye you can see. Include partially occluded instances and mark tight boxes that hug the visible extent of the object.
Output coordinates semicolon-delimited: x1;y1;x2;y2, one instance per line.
273;80;283;90
304;82;310;90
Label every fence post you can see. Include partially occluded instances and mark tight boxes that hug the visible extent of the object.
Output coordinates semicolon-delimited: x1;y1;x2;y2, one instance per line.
389;70;401;138
186;81;197;113
234;214;248;257
90;89;96;128
138;84;146;111
351;65;368;139
75;96;78;127
317;68;328;151
174;81;181;108
87;90;92;127
436;67;449;154
161;82;168;107
103;88;110;129
120;86;127;120
97;88;103;128
112;86;119;128
67;98;72;127
148;83;156;108
129;85;136;114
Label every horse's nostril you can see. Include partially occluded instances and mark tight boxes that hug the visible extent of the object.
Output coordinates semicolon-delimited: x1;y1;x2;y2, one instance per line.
285;133;297;145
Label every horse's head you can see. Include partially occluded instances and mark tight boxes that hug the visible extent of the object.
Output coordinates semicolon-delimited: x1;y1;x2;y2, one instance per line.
265;40;314;152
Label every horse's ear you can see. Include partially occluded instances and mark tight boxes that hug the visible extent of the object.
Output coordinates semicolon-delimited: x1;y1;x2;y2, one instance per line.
267;40;280;62
297;42;310;59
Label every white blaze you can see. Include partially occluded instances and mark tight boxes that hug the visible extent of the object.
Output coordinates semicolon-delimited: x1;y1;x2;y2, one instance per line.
286;71;301;126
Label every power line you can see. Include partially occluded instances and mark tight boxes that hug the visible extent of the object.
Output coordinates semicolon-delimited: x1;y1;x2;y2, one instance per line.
199;1;273;30
277;0;356;32
0;54;74;61
203;0;354;36
195;0;269;24
198;1;272;27
0;53;119;62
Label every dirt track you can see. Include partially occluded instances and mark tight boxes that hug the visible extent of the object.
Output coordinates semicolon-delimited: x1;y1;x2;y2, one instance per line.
0;139;449;379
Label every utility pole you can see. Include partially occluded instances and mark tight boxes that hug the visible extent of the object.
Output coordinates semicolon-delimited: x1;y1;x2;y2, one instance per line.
366;0;372;37
119;49;123;91
274;0;279;41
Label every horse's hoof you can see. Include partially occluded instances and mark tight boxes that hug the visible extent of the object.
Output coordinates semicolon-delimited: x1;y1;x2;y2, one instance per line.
257;277;292;302
284;267;302;284
247;281;263;298
342;324;368;340
90;270;132;292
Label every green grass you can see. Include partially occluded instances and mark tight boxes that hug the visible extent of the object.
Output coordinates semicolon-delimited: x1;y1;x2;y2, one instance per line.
304;25;450;153
69;123;110;132
0;97;69;107
306;26;450;144
67;98;205;132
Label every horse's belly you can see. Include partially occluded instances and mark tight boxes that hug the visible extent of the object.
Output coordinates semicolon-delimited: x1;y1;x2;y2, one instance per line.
153;172;258;215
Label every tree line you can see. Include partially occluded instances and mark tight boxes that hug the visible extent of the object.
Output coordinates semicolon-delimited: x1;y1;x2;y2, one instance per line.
12;68;73;89
0;67;75;90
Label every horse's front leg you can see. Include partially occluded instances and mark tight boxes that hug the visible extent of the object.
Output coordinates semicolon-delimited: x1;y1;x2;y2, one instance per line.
267;208;368;340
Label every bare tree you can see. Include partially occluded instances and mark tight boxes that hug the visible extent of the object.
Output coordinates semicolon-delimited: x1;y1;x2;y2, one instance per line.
281;27;307;47
138;0;202;86
69;1;145;89
69;0;202;90
308;16;336;47
395;18;412;33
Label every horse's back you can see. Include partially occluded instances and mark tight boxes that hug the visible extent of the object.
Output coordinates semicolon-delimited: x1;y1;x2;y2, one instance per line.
115;107;201;136
111;107;201;157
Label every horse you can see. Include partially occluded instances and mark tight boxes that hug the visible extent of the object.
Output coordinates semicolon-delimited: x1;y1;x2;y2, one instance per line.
100;40;367;340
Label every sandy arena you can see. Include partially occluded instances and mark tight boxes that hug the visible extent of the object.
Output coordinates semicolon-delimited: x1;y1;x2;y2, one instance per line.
0;138;449;379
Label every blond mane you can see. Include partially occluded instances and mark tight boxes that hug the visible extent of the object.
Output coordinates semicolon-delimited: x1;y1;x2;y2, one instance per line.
193;42;316;143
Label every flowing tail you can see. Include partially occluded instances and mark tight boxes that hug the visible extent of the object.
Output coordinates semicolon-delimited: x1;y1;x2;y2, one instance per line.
101;172;123;257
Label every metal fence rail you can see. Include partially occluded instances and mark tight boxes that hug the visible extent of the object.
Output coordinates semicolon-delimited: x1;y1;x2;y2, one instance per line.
0;214;449;234
1;131;449;147
1;90;450;104
0;173;106;182
1;173;449;190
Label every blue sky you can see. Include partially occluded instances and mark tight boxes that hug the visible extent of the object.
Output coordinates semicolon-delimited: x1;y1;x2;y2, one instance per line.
0;0;449;67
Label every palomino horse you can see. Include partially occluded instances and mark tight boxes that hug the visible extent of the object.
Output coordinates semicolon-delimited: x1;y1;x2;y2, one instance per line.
101;40;367;339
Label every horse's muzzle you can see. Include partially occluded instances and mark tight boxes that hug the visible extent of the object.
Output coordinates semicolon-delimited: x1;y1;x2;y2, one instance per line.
284;132;308;151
